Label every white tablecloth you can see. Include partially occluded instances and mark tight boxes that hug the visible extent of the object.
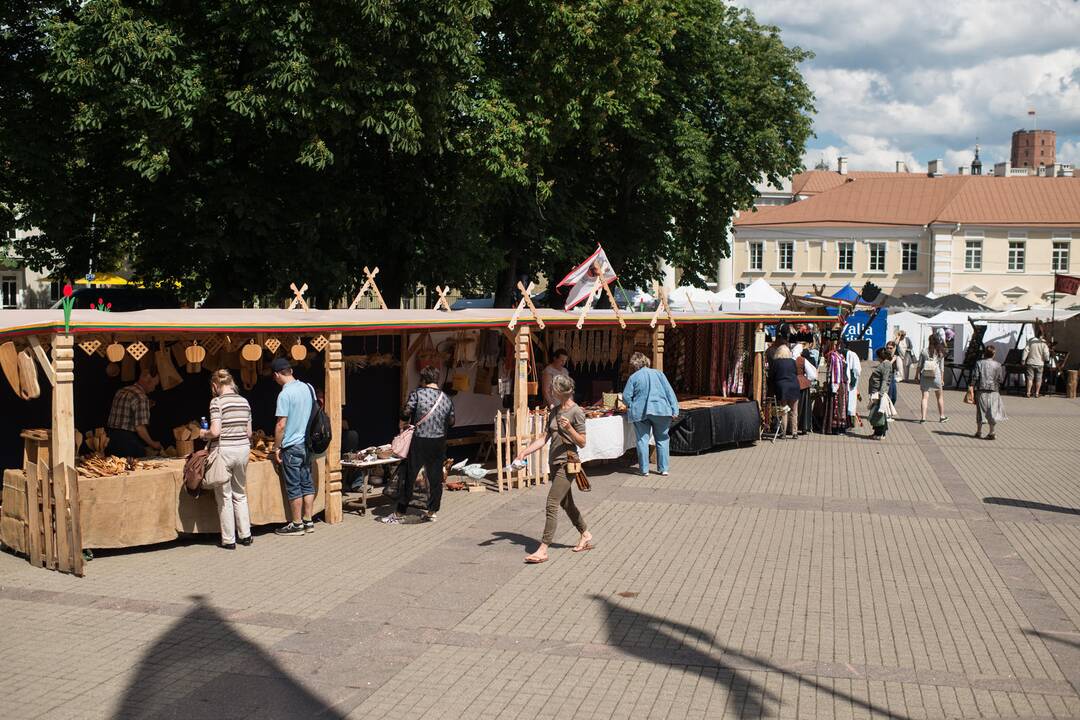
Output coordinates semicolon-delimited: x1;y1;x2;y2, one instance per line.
578;414;648;463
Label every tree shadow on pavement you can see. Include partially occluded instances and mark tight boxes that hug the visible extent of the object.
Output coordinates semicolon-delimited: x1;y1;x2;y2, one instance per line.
1023;628;1080;651
112;595;344;720
984;497;1080;516
590;594;909;720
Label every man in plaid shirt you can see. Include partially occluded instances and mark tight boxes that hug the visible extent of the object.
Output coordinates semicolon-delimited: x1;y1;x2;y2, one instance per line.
106;369;162;457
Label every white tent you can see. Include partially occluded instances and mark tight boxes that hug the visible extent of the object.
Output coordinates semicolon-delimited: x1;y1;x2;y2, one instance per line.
925;311;974;365
715;278;785;312
887;311;930;358
969;307;1080;361
668;285;722;312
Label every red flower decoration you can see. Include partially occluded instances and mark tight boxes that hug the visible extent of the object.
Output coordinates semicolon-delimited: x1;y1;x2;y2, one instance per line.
106;302;112;309
98;297;104;305
63;283;73;298
90;303;96;310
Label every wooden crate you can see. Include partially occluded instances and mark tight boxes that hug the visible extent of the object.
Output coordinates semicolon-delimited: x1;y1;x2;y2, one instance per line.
20;430;84;576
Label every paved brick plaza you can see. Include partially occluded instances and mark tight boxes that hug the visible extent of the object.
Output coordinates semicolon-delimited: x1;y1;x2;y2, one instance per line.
2;379;1080;719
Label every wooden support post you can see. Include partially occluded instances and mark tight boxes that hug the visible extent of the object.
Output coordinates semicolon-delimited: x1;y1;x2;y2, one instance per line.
324;333;343;524
652;324;665;372
514;325;530;489
51;334;83;575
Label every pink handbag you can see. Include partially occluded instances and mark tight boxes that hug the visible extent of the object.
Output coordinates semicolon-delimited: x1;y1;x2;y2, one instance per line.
391;393;446;458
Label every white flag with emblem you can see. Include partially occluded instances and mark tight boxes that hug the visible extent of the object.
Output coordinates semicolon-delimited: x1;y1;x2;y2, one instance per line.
556;245;618;311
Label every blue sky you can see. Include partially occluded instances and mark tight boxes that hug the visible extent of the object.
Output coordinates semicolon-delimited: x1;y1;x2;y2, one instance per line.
736;0;1080;172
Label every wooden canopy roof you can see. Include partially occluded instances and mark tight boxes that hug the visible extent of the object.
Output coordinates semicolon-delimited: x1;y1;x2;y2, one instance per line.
0;307;840;341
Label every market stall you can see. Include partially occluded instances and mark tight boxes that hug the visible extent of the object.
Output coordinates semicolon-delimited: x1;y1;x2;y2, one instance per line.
0;300;835;574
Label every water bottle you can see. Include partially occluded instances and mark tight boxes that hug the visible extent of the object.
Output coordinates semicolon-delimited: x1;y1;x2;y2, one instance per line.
199;416;209;430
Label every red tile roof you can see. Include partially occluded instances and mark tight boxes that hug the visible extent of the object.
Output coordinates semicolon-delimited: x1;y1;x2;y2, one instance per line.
737;174;1080;229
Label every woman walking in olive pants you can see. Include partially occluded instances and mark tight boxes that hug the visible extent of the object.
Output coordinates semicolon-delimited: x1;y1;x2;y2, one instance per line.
514;374;593;564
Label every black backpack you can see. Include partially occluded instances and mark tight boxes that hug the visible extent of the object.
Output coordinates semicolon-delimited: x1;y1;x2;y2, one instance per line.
305;383;333;454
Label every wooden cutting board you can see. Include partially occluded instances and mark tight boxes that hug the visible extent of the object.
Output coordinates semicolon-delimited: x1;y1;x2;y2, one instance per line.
18;349;40;399
0;342;20;396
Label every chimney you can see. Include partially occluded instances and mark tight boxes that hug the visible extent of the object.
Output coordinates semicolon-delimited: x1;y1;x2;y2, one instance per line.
895;160;908;173
957;166;968;175
837;156;848;175
927;159;943;176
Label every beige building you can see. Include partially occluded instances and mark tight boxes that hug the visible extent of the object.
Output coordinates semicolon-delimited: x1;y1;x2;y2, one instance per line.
732;166;1080;309
2;230;57;309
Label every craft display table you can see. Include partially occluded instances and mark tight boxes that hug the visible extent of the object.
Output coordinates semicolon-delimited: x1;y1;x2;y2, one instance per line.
1;457;325;550
341;456;402;515
578;414;640;463
670;398;760;454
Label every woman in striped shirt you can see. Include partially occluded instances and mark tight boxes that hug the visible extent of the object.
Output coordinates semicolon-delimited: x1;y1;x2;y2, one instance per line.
200;369;253;549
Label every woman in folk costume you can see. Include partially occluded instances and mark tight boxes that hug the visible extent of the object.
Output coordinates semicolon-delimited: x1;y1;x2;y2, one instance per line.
842;340;861;429
819;338;848;434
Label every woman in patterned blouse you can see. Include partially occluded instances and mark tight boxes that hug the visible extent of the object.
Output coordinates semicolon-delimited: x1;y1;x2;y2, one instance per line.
382;365;455;524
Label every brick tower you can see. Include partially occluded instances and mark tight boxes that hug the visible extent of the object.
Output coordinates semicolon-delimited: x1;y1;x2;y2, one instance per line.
1010;129;1056;170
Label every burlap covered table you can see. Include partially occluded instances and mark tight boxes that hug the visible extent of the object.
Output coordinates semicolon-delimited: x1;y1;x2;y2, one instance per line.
1;457;325;550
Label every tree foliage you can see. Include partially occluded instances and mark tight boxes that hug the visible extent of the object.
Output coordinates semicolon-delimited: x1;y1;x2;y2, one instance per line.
2;0;813;306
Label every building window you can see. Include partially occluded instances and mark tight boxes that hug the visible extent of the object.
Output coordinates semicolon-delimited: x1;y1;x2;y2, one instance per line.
777;241;794;271
836;241;854;271
901;242;918;272
0;276;16;309
749;242;763;271
867;242;886;272
49;279;62;303
965;240;982;271
1053;240;1070;273
1008;241;1026;272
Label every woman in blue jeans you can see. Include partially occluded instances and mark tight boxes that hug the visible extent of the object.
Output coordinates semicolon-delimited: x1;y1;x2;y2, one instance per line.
622;352;680;476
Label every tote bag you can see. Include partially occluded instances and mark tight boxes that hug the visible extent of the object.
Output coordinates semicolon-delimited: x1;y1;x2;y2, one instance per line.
391;393;446;459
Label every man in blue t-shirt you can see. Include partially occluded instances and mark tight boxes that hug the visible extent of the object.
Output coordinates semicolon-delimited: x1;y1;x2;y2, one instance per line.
271;358;315;535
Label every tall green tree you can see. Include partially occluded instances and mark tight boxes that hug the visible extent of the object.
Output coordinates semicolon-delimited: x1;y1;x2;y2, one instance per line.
2;0;813;307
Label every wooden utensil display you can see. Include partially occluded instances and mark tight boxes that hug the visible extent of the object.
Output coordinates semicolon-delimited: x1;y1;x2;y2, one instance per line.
17;349;41;399
121;353;137;382
0;341;21;396
170;341;188;366
290;337;308;361
126;341;149;361
84;428;109;455
241;341;263;362
155;343;184;390
105;362;120;378
77;339;101;357
106;342;126;362
184;342;206;373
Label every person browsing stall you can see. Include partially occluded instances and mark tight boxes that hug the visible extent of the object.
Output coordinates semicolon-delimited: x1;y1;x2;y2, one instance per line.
514;374;593;564
381;365;455;525
623;352;680;473
106;368;163;458
542;348;571;407
271;358;316;536
199;369;253;549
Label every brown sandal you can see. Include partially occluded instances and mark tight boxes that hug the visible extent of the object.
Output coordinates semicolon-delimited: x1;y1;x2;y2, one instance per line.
524;554;548;564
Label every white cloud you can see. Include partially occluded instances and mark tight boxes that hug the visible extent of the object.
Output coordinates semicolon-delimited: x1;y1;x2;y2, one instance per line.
736;0;1080;170
804;137;923;173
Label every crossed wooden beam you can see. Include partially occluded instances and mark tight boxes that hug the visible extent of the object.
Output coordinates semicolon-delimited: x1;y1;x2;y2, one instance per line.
349;266;388;310
287;282;309;311
508;282;545;330
650;281;676;328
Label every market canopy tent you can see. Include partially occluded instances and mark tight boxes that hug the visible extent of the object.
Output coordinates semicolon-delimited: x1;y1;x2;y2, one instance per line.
827;284;888;356
715;279;784;312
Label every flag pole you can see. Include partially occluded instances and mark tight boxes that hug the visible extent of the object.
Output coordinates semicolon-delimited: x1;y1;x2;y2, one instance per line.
1052;272;1057;341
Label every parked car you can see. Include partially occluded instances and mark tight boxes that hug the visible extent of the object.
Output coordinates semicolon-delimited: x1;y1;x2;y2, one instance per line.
50;287;181;312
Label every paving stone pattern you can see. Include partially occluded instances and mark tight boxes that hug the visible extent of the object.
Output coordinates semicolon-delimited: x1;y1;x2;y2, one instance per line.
1;375;1079;719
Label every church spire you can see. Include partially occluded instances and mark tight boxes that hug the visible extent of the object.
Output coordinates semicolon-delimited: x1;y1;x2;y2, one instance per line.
971;141;982;176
